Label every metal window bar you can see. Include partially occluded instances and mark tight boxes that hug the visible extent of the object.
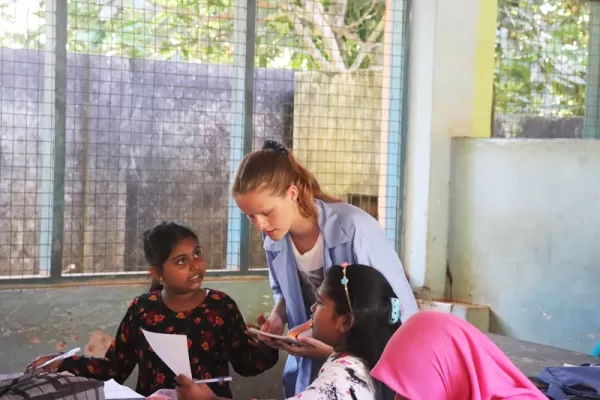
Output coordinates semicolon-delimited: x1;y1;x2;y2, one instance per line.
0;0;411;286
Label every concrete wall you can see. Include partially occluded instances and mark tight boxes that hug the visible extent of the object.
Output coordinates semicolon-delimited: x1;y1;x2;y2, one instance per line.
292;70;382;207
0;48;293;275
448;138;600;353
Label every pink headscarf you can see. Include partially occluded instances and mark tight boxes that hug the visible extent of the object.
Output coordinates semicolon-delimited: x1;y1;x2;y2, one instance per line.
371;311;546;400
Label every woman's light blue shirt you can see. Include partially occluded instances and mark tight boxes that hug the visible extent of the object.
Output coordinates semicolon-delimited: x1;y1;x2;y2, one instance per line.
263;199;418;397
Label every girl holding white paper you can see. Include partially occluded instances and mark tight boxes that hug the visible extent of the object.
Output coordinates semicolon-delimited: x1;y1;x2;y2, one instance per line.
231;140;418;397
26;221;278;398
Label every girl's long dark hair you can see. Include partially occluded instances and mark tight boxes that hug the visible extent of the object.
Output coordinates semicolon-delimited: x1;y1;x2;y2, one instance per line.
143;221;198;292
323;264;401;400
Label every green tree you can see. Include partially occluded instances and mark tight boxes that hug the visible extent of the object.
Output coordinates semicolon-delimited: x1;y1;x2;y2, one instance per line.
495;0;588;117
0;0;388;71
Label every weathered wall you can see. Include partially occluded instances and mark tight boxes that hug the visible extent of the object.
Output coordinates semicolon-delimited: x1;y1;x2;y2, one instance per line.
292;70;382;204
0;48;293;275
448;138;600;353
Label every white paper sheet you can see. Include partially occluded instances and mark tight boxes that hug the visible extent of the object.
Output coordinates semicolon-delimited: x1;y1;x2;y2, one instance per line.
0;373;24;391
0;373;23;382
103;379;144;399
141;329;192;378
147;389;178;400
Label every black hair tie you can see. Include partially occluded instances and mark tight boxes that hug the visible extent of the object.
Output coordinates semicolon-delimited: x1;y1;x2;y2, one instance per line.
262;140;288;155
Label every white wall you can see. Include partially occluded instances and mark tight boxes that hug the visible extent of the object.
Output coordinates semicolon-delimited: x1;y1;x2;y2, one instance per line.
449;138;600;353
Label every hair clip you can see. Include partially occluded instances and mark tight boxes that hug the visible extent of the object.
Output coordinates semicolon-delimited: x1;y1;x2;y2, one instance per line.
389;298;401;324
262;140;288;155
340;264;353;313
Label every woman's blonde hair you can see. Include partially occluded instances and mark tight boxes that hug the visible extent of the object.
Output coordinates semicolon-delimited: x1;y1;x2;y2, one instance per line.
232;140;340;218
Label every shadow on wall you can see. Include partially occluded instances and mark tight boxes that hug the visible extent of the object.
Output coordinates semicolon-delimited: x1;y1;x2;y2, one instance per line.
0;48;293;275
488;311;511;337
493;115;583;138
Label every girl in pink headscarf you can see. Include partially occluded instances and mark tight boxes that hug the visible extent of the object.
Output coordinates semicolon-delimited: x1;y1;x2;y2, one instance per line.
371;311;547;400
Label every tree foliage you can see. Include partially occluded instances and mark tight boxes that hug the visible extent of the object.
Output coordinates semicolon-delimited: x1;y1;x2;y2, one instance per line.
0;0;592;115
495;0;589;117
0;0;386;71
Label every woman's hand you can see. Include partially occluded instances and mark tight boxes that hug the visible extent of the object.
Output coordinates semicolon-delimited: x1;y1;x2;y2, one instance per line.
251;312;285;349
278;336;334;360
24;354;63;374
176;375;220;400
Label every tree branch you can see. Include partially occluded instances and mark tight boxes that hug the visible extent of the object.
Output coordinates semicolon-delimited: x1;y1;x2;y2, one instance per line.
201;0;354;70
346;0;381;30
327;0;348;28
350;12;385;70
287;10;332;69
200;0;332;69
298;0;346;70
331;25;361;43
208;9;233;21
326;0;348;55
258;12;286;24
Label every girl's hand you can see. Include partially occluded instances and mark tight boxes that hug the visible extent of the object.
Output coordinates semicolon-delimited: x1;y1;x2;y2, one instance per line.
278;336;333;360
176;375;219;400
24;354;63;373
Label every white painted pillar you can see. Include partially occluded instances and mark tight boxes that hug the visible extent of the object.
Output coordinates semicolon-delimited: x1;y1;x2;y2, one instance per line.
402;0;497;298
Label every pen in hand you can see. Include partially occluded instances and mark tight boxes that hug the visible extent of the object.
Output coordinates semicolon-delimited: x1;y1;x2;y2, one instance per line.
193;376;233;384
174;376;234;386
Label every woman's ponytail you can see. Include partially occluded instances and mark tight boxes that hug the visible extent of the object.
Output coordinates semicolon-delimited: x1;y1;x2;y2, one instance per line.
287;155;340;218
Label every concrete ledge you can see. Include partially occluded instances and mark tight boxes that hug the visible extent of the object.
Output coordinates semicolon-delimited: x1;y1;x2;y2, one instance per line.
417;299;490;332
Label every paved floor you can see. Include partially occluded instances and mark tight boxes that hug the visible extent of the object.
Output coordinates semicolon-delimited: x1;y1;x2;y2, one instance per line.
492;333;598;376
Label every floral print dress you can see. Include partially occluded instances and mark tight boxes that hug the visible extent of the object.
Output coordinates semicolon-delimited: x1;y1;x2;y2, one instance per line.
289;353;375;400
58;289;278;398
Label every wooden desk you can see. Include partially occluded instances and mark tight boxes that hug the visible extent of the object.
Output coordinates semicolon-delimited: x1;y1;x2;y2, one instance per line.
490;333;599;376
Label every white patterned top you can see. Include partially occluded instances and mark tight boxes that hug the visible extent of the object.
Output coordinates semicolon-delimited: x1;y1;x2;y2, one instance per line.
287;353;375;400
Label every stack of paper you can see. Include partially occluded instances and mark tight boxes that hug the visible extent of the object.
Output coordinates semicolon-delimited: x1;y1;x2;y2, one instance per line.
103;379;144;399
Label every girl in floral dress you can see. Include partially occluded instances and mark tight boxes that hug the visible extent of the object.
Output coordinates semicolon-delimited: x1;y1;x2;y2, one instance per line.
27;221;278;398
